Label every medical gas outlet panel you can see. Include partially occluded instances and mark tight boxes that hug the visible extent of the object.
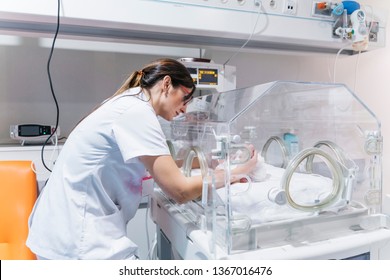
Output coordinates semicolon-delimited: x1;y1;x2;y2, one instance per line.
0;0;385;54
155;0;286;13
152;0;385;53
157;0;371;17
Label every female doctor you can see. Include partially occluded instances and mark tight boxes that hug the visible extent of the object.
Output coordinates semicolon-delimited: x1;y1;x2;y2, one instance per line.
26;58;258;260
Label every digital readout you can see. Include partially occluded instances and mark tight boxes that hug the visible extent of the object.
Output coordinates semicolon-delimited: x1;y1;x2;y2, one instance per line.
198;68;218;85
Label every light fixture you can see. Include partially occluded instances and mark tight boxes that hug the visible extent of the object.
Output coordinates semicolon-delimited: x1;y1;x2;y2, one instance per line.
0;34;21;46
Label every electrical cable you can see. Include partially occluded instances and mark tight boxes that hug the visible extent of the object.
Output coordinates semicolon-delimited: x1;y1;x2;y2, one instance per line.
144;182;159;259
352;5;375;92
353;50;361;91
333;4;373;86
327;55;333;82
332;44;363;88
223;3;263;66
146;231;158;260
332;42;354;83
32;133;60;176
145;194;152;259
41;0;61;172
332;46;346;83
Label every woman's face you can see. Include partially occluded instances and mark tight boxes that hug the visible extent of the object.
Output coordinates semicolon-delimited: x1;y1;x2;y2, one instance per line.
159;82;193;121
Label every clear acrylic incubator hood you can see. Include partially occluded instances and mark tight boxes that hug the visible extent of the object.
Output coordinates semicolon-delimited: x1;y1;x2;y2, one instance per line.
152;81;389;259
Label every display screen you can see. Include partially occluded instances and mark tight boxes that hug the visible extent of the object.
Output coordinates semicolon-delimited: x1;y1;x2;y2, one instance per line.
18;125;50;137
19;125;40;136
198;68;218;85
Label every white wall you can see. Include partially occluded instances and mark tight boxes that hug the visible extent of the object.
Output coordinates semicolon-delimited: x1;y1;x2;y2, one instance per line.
0;38;172;142
1;0;389;198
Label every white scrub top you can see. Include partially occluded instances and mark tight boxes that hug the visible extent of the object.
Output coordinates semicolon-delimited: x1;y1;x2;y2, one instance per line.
26;87;170;259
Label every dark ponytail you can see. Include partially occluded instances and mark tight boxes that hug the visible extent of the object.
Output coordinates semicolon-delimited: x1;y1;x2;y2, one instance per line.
113;58;195;97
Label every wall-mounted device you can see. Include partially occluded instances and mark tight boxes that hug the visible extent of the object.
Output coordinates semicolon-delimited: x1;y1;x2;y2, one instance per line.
177;58;237;114
314;1;376;51
178;58;236;97
10;124;60;145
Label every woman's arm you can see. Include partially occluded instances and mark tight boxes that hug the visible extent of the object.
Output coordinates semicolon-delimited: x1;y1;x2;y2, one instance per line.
140;149;258;204
140;155;202;204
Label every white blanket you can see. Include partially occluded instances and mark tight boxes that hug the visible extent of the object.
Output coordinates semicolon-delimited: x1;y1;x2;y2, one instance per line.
216;163;334;224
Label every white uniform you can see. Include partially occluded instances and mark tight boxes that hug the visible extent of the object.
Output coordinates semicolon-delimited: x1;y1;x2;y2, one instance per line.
26;88;170;259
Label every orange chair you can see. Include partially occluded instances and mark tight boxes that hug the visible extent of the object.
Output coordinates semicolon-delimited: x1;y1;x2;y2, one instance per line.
0;161;38;260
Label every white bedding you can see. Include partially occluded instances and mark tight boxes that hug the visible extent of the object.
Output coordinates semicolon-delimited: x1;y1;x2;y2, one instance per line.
216;163;335;224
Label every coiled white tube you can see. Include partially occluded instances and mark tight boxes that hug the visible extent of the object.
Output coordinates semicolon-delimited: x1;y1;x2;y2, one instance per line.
281;147;344;212
182;146;209;178
305;140;348;173
261;136;290;168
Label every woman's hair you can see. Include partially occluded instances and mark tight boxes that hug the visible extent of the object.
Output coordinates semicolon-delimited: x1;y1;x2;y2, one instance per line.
113;58;196;97
72;58;196;129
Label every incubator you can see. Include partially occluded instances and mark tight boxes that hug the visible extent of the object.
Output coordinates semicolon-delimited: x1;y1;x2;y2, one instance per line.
151;81;390;260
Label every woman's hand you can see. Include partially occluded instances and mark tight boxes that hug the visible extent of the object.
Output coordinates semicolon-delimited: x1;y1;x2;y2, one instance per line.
231;145;258;183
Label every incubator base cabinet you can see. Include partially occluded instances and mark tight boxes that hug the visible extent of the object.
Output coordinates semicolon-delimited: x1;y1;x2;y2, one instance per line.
151;81;390;260
151;191;390;260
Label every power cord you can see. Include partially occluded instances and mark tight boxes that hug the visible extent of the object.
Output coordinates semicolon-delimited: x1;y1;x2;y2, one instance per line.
41;0;61;172
32;133;60;176
145;193;159;260
223;2;263;66
332;43;352;83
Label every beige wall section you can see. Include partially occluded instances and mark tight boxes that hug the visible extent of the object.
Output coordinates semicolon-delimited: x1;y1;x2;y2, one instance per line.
0;39;166;142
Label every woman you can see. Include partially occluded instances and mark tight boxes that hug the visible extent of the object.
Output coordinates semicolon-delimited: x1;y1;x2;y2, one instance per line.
26;58;258;259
